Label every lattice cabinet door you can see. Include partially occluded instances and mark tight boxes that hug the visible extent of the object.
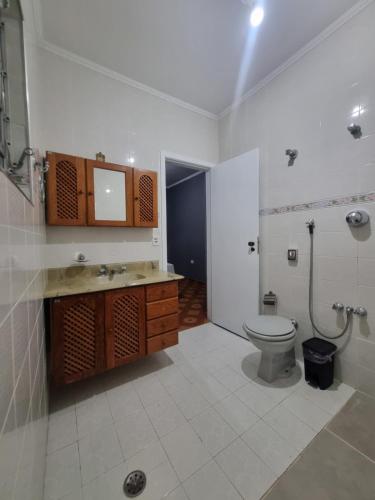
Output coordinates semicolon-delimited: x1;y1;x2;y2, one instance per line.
133;169;158;227
51;293;105;385
46;152;87;225
105;287;146;369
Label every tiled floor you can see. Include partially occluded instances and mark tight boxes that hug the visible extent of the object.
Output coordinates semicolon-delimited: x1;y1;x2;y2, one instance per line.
44;323;354;500
264;392;375;500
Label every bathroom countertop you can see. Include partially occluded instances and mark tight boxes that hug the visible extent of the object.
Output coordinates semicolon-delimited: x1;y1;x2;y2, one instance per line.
44;261;184;299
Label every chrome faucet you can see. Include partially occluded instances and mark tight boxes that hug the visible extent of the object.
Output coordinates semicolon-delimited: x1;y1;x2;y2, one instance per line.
109;265;127;276
97;264;127;277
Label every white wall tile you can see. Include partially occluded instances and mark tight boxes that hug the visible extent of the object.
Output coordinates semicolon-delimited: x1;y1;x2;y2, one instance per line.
219;0;375;394
0;5;48;498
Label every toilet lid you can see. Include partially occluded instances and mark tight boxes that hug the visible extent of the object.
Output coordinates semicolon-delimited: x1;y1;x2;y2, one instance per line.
244;315;294;337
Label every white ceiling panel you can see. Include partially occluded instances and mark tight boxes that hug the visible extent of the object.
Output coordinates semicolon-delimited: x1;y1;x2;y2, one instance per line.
39;0;361;114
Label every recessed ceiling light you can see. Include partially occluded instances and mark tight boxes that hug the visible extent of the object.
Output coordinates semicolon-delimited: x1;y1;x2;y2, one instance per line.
250;6;264;27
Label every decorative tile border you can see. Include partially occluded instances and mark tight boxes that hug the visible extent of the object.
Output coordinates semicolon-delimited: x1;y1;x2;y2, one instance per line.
260;192;375;216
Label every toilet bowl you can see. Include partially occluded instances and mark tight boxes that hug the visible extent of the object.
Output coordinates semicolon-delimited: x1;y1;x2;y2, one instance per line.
243;315;296;383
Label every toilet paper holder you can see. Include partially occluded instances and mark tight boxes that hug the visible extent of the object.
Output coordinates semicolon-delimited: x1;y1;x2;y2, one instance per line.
263;291;277;306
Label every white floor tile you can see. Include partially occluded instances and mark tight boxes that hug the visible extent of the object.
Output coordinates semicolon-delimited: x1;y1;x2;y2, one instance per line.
190;407;237;456
193;374;230;405
78;423;123;485
76;394;113;439
263;404;316;452
60;488;83;500
214;394;259;435
47;410;77;455
135;461;179;500
134;376;170;407
106;384;143;422
231;356;260;382
242;420;300;475
44;443;81;500
212;365;248;392
183;461;242;500
114;408;158;459
145;395;187;437
296;380;354;415
161;423;211;481
81;462;128;500
168;383;210;420
45;324;354;500
235;382;279;417
251;376;300;404
125;441;168;475
215;438;277;500
282;393;332;431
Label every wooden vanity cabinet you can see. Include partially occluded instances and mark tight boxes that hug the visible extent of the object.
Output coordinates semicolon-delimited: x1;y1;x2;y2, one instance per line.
46;152;87;226
105;287;146;369
46;152;158;227
146;282;179;354
50;281;179;386
50;292;105;386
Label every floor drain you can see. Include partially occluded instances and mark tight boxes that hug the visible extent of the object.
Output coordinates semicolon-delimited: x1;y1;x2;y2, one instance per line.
123;470;147;497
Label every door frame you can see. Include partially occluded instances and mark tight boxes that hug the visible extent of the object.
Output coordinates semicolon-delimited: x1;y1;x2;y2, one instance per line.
160;151;215;320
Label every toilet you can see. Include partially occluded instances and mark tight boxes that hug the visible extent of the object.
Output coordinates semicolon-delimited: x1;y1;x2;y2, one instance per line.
243;315;296;383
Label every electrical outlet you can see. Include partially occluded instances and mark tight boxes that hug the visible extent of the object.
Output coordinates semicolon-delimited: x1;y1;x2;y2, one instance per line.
152;229;160;246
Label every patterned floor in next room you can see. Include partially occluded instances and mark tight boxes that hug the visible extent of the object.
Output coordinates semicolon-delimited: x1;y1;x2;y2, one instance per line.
178;279;207;331
45;323;355;500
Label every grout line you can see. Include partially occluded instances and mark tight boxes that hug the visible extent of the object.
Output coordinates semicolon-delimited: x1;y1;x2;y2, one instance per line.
325;428;375;465
0;268;44;330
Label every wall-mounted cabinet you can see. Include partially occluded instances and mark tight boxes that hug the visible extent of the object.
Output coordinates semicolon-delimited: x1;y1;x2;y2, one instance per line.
46;152;87;226
46;151;158;227
133;169;158;227
86;160;134;226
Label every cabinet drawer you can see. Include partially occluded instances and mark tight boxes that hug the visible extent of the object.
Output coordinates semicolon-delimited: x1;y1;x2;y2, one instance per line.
146;297;178;320
146;282;178;302
147;314;179;338
147;331;178;354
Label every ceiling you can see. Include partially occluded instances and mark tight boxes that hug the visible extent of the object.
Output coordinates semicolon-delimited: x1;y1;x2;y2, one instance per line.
166;162;200;188
39;0;360;115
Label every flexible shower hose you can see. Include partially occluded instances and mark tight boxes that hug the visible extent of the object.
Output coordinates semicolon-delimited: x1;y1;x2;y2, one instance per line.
308;227;352;340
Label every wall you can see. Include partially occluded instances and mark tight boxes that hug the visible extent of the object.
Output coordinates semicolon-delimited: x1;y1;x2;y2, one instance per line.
36;47;218;269
0;1;48;498
219;3;375;395
167;173;207;282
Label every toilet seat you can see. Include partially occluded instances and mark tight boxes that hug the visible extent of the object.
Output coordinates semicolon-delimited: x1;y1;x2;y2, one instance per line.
243;315;295;342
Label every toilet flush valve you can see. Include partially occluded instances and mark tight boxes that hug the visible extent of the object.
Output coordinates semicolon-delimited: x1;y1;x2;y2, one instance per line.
354;306;367;318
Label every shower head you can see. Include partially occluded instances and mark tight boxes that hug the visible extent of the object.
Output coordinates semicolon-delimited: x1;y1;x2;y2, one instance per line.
286;149;298;166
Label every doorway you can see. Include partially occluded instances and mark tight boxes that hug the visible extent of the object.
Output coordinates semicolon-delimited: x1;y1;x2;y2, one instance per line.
166;161;208;330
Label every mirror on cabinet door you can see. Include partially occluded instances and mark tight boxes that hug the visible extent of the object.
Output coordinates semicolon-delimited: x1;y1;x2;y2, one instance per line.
94;168;126;221
86;161;133;226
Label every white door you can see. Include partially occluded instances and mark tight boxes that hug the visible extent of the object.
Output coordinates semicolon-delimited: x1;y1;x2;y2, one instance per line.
211;149;259;338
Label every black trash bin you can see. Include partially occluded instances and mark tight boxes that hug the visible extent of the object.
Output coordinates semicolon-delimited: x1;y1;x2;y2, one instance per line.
302;338;337;390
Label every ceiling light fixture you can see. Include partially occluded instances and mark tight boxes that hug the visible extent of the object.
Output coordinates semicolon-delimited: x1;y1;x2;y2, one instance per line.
250;5;264;27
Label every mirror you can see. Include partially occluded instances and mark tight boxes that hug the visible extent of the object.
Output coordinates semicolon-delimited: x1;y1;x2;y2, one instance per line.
0;0;33;202
93;167;127;221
